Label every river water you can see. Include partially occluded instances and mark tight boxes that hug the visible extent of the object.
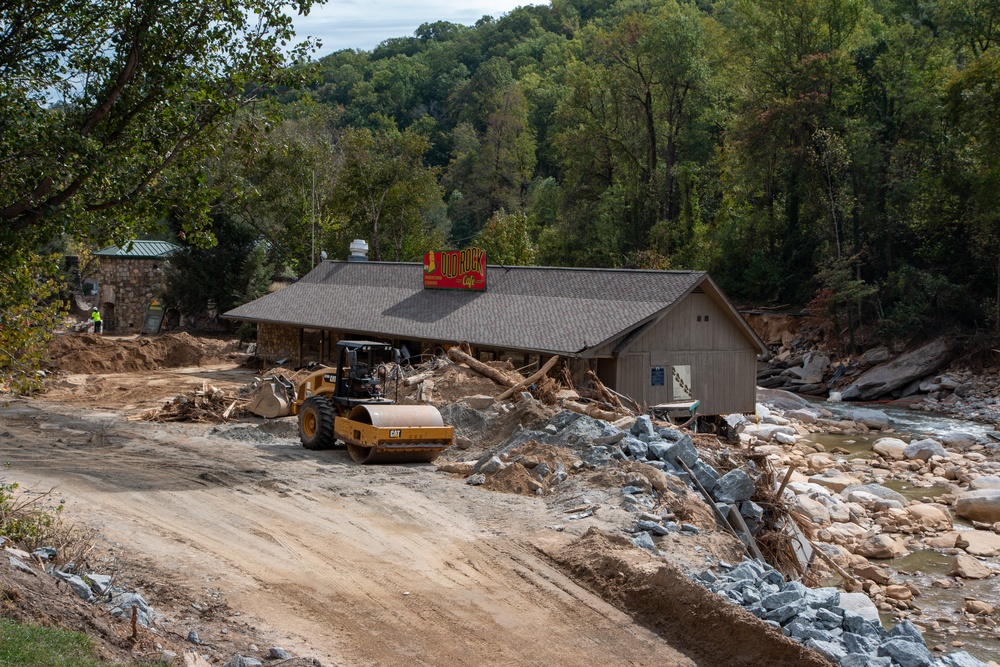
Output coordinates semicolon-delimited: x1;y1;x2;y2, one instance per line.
803;400;1000;661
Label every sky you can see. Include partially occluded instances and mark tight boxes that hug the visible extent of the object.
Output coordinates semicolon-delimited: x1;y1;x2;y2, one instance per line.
290;0;537;56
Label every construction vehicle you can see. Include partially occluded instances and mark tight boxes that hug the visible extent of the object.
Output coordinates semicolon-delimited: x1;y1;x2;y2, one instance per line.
245;341;453;463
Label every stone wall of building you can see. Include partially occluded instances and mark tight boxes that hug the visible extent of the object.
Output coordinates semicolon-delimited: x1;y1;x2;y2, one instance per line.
97;258;169;332
257;324;301;362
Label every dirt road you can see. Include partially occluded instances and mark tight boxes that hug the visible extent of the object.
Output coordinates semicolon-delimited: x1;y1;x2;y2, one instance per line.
2;369;695;666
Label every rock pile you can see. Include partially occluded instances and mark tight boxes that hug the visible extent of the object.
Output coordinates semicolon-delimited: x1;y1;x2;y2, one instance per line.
696;559;989;667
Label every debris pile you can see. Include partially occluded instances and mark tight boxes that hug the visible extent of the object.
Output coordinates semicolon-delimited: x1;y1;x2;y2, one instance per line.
141;383;242;423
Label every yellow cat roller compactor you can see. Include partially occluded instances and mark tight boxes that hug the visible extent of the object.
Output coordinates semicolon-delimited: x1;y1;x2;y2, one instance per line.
246;341;453;463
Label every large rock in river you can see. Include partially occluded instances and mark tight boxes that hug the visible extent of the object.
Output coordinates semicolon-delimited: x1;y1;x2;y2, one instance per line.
956;489;1000;523
839;337;955;401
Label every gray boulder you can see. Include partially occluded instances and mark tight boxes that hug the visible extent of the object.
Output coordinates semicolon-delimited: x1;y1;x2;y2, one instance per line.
631;415;655;439
757;388;812;411
712;469;755;504
938;651;990;667
903;438;947;461
223;658;263;667
438;402;491;439
840;338;955;401
877;638;934;667
690;460;720;492
622;437;649;459
803;639;847;663
850;408;890;430
940;432;981;449
66;575;94;601
662;436;699;468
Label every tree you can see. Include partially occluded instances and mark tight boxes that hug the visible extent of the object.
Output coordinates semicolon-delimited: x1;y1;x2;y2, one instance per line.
473;209;538;265
0;0;322;252
333;124;444;261
0;0;322;393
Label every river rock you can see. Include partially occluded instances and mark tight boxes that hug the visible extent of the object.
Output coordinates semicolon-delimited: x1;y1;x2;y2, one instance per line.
969;475;1000;490
851;408;890;430
906;504;951;530
809;471;862;493
855;534;907;559
795;495;832;525
939;651;991;667
852;563;891;585
842;484;908;507
924;532;959;549
941;432;980;449
952;554;992;579
964;599;994;615
840;337;954;401
787;408;819;424
956;531;1000;557
872;437;907;460
955;489;1000;523
903;438;947;461
757;388;812;411
884;584;912;601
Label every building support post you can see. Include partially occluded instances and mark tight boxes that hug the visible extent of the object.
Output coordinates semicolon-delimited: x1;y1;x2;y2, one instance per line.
297;328;304;367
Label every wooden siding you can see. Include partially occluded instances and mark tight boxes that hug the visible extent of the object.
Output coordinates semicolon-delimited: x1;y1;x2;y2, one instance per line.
616;292;758;415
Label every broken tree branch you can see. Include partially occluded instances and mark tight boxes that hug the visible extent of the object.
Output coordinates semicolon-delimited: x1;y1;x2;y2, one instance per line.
447;346;517;387
495;355;560;402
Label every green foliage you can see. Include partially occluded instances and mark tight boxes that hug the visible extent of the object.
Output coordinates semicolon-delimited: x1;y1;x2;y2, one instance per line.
0;618;158;667
0;252;66;395
876;267;979;339
163;214;274;318
473;210;538;265
0;0;324;254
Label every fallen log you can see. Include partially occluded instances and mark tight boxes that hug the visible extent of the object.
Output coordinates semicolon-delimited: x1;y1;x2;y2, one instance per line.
447;346;518;387
495;355;560;401
403;370;435;387
563;400;620;422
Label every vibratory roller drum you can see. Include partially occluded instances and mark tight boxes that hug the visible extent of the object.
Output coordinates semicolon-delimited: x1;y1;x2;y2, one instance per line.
334;404;453;464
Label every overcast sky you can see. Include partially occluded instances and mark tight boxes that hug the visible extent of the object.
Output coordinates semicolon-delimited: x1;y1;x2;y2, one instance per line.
291;0;537;56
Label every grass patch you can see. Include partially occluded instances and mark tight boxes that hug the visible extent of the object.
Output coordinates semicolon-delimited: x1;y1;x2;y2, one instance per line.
0;619;159;667
0;619;100;666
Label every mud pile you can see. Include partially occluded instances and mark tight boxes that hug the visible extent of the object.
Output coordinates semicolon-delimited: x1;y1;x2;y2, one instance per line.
47;333;240;374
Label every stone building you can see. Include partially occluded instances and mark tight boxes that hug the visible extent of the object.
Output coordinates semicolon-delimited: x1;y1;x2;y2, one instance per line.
224;260;767;416
96;240;181;333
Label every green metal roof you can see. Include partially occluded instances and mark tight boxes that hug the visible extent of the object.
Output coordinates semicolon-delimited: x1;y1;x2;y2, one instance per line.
94;240;182;258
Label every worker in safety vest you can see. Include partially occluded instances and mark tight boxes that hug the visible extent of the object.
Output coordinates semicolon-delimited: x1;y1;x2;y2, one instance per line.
91;307;102;334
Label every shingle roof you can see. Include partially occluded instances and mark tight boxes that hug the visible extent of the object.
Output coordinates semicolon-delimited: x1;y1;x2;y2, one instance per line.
225;262;719;355
95;240;181;258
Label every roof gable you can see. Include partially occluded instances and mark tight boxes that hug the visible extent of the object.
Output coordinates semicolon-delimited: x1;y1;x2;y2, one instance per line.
95;240;181;258
224;262;747;355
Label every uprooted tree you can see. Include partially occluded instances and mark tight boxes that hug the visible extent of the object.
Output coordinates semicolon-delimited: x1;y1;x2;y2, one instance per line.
0;0;323;392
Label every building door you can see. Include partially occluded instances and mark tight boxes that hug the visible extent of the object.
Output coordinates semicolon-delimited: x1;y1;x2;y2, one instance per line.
102;302;115;331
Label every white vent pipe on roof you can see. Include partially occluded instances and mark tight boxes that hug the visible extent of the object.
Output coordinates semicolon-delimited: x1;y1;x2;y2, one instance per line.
348;239;369;262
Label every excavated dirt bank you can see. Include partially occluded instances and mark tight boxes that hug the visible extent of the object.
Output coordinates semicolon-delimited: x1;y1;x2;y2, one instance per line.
46;333;240;375
551;529;835;667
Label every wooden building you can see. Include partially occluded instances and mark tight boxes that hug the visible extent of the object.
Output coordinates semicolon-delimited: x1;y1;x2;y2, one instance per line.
223;261;766;416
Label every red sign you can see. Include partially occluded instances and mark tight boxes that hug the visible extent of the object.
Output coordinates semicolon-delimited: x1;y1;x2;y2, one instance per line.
423;247;487;291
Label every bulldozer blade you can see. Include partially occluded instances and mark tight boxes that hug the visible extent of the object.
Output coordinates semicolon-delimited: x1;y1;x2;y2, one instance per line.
246;380;293;418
